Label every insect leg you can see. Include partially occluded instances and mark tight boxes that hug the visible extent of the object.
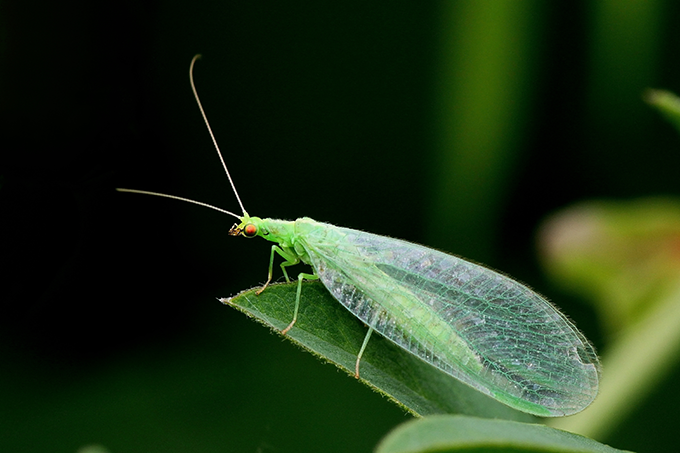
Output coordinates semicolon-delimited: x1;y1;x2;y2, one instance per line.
281;271;318;335
355;327;374;378
256;245;299;295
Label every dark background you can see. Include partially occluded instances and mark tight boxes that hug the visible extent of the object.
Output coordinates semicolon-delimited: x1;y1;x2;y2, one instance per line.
2;1;679;452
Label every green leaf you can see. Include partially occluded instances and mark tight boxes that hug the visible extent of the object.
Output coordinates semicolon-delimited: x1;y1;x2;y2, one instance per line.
375;415;633;453
222;281;534;421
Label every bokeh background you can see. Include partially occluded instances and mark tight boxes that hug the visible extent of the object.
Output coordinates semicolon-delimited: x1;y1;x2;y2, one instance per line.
2;1;680;452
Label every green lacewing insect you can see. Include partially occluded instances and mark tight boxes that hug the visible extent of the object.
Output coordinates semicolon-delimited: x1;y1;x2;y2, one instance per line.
118;55;600;417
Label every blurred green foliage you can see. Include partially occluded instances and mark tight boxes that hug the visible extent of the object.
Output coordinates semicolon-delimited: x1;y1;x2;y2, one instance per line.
540;197;680;442
2;1;680;452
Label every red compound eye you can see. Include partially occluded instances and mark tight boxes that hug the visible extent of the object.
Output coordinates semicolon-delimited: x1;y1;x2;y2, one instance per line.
243;224;258;237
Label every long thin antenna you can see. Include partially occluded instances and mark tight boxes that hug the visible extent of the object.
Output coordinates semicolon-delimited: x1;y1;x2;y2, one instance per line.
116;188;242;220
190;54;248;216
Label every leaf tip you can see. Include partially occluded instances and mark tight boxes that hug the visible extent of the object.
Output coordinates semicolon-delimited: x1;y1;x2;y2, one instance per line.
218;297;232;306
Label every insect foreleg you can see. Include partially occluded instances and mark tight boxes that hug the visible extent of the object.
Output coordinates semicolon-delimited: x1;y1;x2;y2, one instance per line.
281;271;318;335
256;245;299;295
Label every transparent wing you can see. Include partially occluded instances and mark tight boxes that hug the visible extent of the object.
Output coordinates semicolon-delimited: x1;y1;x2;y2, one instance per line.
296;220;600;417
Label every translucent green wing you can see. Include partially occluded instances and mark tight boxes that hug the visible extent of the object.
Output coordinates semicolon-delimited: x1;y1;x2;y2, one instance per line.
294;219;600;417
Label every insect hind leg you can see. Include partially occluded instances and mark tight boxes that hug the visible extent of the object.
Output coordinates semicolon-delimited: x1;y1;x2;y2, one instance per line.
355;327;374;378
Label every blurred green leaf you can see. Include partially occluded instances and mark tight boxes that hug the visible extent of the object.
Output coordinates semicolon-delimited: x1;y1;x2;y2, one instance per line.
645;89;680;134
76;446;111;453
222;282;533;421
538;197;680;334
375;415;632;453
